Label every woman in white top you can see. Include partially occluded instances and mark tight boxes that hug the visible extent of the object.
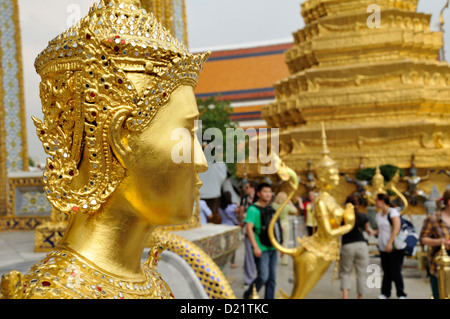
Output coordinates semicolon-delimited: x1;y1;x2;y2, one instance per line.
372;193;407;299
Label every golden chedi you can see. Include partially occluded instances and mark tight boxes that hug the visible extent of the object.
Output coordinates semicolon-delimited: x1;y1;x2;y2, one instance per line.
258;0;450;205
1;0;210;299
269;124;355;299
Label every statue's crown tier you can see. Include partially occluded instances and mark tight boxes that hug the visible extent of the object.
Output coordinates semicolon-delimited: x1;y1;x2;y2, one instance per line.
35;0;190;76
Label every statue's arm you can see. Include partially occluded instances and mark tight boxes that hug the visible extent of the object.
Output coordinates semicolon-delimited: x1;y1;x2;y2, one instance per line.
316;201;354;238
422;170;431;181
345;175;354;183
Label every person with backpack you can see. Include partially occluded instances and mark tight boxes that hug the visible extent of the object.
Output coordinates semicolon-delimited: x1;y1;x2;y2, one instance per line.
243;182;279;299
372;193;407;299
419;189;450;299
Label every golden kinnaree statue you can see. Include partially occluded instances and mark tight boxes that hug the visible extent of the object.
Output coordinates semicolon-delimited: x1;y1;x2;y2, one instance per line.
1;0;213;299
269;123;355;299
366;167;408;212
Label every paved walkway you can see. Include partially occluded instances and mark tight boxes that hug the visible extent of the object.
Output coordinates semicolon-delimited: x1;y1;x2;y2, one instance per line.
220;235;432;299
0;217;433;299
220;215;432;300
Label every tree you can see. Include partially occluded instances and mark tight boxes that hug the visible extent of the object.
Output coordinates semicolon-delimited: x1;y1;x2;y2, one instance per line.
356;164;405;196
197;96;239;177
356;164;404;183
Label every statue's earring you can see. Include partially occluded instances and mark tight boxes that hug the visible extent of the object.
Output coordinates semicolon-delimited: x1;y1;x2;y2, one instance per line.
109;108;133;170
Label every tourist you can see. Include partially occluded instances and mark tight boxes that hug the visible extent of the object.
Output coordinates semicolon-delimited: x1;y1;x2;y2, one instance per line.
243;182;277;299
372;193;407;299
419;189;450;299
240;181;258;286
239;181;257;224
339;194;373;299
305;191;318;236
219;191;240;268
219;191;240;226
272;191;297;265
200;199;212;225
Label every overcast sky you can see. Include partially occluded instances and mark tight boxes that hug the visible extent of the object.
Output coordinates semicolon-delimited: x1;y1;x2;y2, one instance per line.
16;0;450;163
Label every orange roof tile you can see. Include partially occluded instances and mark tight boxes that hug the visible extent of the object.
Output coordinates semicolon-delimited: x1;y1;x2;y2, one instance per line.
195;43;292;101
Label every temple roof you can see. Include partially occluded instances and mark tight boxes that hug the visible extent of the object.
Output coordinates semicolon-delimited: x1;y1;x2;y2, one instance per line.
194;42;293;102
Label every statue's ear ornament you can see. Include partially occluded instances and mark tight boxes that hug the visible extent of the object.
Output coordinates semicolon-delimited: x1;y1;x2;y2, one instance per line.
33;0;210;215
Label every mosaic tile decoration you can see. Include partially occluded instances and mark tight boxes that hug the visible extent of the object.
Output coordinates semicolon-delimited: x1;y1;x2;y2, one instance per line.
0;0;27;172
7;175;52;217
17;188;52;216
0;216;50;231
173;0;187;47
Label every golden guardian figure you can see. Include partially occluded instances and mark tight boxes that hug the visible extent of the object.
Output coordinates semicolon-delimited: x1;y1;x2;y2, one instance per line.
1;0;210;299
269;123;355;299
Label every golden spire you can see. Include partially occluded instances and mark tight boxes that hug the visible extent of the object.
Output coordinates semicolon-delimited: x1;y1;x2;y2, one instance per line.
321;122;330;156
316;122;337;168
440;0;449;27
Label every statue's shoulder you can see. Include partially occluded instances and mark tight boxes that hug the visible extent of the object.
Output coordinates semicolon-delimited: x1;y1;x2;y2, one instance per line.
1;253;77;299
19;250;80;299
18;248;174;299
317;191;335;203
1;270;24;299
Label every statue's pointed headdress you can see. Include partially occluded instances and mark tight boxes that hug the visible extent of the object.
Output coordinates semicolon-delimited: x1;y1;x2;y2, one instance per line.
316;122;337;169
33;0;210;215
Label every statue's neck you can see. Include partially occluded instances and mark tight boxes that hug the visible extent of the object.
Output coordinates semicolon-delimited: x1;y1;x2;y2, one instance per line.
59;199;154;281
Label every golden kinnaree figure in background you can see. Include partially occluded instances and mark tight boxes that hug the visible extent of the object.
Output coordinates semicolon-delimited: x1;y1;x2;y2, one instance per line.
269;123;355;299
1;0;211;299
366;167;408;212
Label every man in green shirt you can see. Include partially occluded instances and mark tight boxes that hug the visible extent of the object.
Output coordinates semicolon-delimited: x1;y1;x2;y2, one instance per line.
243;183;277;299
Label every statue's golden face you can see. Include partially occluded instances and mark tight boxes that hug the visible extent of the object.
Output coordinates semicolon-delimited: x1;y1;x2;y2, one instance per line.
121;85;208;226
318;166;340;189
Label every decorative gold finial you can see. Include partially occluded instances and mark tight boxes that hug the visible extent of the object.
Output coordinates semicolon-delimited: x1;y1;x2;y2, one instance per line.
440;0;449;27
316;122;337;169
437;242;450;299
248;284;260;299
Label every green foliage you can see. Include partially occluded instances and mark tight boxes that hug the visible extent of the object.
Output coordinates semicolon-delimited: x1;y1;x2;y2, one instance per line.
197;96;237;135
356;164;404;184
197;96;239;177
